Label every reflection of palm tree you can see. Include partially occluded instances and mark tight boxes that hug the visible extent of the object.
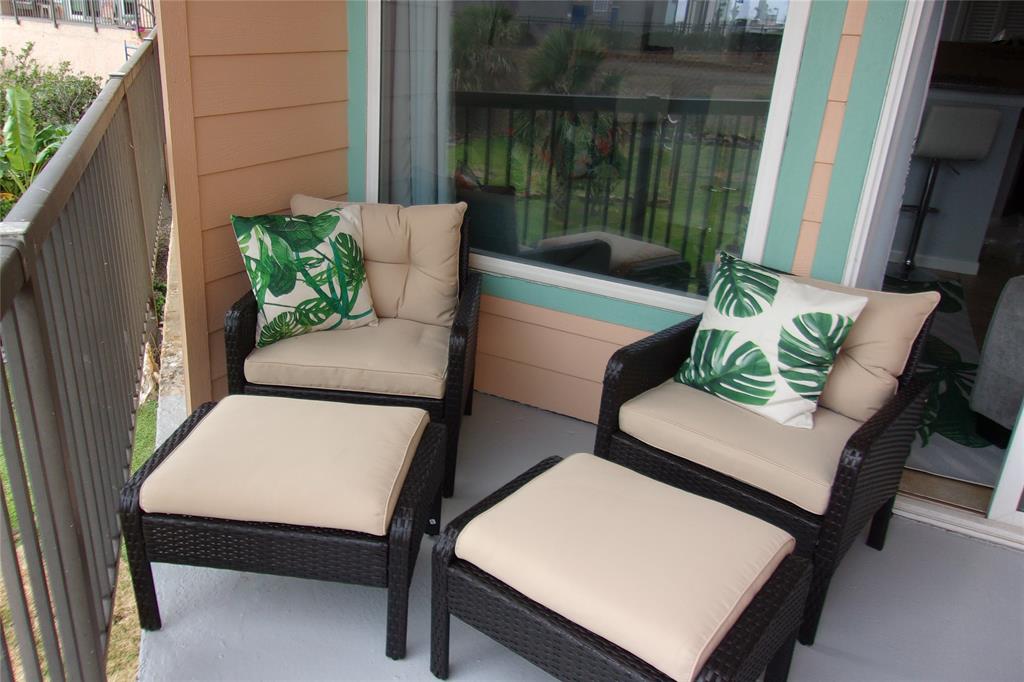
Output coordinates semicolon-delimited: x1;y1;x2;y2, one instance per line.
521;29;623;208
451;5;521;91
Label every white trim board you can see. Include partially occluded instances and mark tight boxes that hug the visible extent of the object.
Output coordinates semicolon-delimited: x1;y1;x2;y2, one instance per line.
845;2;942;288
365;0;382;203
742;0;811;264
470;253;707;316
895;495;1024;552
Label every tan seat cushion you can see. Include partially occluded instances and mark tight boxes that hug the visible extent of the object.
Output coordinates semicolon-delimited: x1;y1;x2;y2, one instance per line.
292;195;465;327
797;278;939;422
620;381;863;514
455;454;795;681
140;396;429;536
244;318;449;399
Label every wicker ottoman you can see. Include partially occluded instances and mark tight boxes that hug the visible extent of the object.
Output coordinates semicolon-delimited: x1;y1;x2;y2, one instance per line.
432;454;811;681
120;395;445;660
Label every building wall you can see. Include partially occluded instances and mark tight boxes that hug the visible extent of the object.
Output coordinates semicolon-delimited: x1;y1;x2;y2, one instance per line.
160;0;910;421
156;0;353;407
0;16;142;77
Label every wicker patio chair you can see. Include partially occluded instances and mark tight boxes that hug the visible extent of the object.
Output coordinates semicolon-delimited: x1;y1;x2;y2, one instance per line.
225;198;480;498
595;288;936;645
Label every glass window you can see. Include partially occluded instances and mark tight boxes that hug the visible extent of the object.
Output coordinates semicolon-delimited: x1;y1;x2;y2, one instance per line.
380;0;790;297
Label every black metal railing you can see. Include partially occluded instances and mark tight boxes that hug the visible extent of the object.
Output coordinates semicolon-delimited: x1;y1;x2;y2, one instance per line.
0;33;164;681
454;91;769;288
1;0;155;33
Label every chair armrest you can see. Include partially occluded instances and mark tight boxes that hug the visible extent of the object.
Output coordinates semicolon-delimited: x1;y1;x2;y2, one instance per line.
446;271;483;416
820;374;931;564
224;291;257;394
594;316;701;456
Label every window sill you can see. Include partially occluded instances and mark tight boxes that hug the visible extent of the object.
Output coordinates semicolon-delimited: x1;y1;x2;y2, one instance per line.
469;252;708;316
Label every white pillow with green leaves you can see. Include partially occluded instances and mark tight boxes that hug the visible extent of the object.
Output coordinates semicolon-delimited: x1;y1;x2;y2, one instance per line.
677;253;868;428
231;205;377;347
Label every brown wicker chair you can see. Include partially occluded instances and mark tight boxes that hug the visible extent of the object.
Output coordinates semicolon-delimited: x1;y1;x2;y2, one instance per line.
594;309;934;646
225;204;479;498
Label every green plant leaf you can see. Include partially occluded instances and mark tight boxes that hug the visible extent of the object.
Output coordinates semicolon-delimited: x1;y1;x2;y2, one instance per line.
677;329;775;405
257;312;305;347
778;312;854;400
709;252;779;318
265;232;298;297
3;86;37;173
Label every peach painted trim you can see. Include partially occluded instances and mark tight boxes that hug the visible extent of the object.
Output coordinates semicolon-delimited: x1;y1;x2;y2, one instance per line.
791;1;867;277
480;295;649;346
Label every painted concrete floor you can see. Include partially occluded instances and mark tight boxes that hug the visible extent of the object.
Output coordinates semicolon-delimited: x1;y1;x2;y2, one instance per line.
140;394;1024;681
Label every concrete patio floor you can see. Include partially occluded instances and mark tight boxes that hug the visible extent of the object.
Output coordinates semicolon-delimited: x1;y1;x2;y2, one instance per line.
140;394;1024;681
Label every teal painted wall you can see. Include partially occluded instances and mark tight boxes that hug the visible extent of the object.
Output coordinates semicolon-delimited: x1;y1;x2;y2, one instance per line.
811;0;906;280
761;0;847;272
347;0;367;202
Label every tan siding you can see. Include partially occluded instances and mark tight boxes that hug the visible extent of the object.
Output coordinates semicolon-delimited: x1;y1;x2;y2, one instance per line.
159;0;352;405
191;52;348;117
194;102;348;175
186;1;348;56
474;296;648;423
198;149;348;230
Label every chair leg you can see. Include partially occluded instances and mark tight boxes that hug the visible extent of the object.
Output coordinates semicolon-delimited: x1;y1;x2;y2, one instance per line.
123;534;162;630
764;633;798;682
463;386;475;416
430;572;451;679
385;577;410;660
798;567;834;646
427;487;442;537
442;420;460;498
867;497;895;551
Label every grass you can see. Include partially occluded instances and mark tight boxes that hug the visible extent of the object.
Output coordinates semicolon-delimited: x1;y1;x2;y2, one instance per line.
0;398;157;680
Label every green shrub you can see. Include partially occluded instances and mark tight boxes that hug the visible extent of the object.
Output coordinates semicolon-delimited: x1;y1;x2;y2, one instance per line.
0;43;101;128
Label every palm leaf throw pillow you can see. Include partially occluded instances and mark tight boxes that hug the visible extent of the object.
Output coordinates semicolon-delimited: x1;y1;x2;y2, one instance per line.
231;205;377;347
677;252;868;428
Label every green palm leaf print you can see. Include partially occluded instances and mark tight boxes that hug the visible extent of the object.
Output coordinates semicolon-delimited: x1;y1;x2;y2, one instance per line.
710;253;779;318
258;312;305;346
778;312;854;399
677;329;775;405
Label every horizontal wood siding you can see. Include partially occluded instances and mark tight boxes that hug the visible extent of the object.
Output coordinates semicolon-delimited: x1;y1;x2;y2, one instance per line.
474;295;649;423
158;0;352;405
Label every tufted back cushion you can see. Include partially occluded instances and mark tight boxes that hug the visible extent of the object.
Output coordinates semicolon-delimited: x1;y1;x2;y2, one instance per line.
291;195;466;327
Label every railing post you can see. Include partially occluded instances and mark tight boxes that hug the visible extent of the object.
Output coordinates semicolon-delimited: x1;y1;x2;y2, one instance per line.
49;0;57;27
91;0;97;31
11;0;20;25
628;96;661;238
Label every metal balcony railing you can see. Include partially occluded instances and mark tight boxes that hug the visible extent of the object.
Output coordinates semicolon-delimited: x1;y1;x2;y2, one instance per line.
0;32;164;681
453;91;770;291
1;0;156;33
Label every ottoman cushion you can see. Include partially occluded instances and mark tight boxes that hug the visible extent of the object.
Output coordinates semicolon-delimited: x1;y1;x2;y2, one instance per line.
454;453;795;681
139;395;429;535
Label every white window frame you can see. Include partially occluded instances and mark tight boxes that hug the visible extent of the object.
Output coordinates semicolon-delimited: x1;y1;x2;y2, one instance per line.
364;0;811;315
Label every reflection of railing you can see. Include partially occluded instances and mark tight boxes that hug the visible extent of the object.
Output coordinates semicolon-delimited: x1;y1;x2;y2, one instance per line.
454;91;769;280
0;34;165;679
2;0;156;32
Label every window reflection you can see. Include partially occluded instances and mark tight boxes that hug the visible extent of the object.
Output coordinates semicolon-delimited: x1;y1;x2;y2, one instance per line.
450;0;788;296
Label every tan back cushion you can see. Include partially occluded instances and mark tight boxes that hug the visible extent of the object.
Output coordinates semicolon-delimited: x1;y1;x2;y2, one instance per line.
797;278;939;422
291;195;466;326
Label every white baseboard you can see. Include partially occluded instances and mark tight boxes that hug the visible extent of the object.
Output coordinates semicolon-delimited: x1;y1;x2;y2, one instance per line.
888;250;979;275
894;494;1024;551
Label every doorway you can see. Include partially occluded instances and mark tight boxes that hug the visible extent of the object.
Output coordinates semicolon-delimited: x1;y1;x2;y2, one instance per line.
878;1;1024;516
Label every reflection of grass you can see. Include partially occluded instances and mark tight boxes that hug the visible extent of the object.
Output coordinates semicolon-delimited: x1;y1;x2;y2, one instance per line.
0;398;157;680
454;122;758;280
